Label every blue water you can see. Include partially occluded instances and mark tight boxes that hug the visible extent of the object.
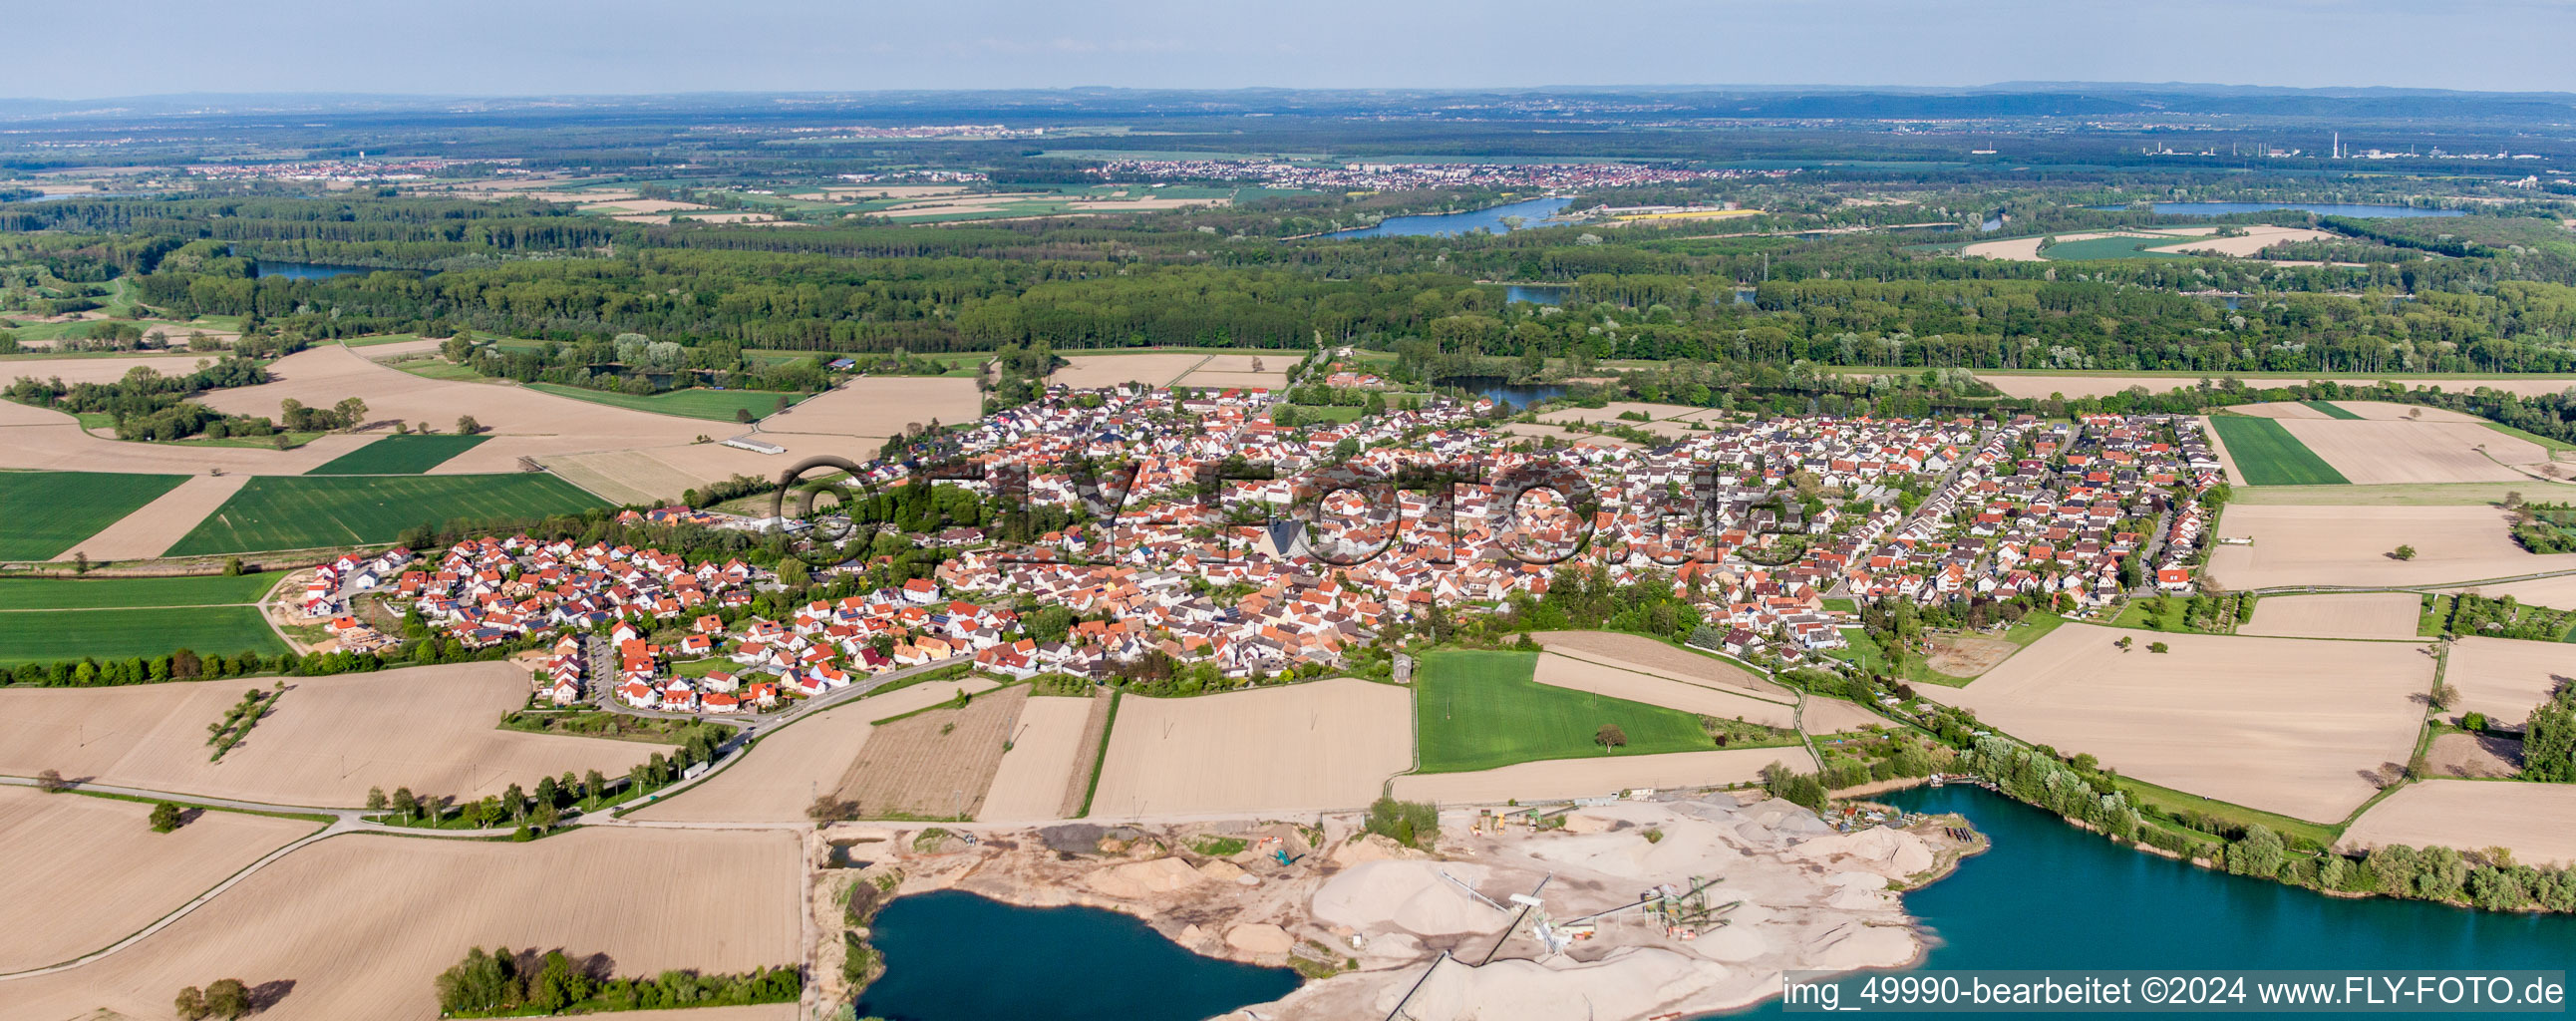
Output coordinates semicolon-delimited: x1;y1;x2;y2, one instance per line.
1330;196;1574;238
1727;785;2576;1018
1506;283;1570;305
254;261;377;280
851;890;1302;1021
2087;202;2464;218
1444;375;1565;410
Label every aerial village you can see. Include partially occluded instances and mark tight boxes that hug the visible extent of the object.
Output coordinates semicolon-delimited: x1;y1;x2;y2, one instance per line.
304;365;2224;719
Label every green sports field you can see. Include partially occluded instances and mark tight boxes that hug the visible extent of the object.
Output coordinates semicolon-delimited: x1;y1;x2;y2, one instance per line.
2210;415;2350;486
0;571;286;610
0;606;288;666
305;435;491;475
524;383;808;422
0;471;189;561
1413;649;1719;773
165;474;603;555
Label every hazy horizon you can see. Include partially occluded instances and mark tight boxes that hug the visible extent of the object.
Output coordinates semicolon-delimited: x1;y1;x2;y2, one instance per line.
6;0;2573;101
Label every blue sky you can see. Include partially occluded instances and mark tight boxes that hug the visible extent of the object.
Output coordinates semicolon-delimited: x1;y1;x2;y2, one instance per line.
6;0;2573;98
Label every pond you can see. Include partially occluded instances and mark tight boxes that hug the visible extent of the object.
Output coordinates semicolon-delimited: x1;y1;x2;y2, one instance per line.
2086;202;2464;218
851;890;1301;1021
1504;283;1571;305
254;261;382;280
1726;785;2576;1017
1328;195;1575;238
1441;375;1565;410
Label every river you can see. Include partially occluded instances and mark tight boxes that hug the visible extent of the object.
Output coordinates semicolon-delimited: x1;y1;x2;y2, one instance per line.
850;889;1301;1021
2086;202;2464;218
1328;196;1575;238
1726;785;2576;1018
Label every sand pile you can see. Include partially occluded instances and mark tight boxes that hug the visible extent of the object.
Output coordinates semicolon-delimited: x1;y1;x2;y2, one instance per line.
1785;826;1935;879
1311;860;1503;938
1332;832;1426;865
1381;947;1733;1021
1082;856;1204;898
1226;923;1296;954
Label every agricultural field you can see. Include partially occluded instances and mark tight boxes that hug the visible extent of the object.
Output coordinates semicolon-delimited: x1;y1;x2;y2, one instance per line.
1927;623;2432;823
2441;637;2575;731
756;376;983;440
2340;780;2576;867
1528;629;1793;700
0;606;287;665
0;786;320;972
2273;418;2541;485
165;474;603;555
0;827;802;1021
630;678;998;824
1414;651;1727;774
304;435;490;475
46;475;251;561
0;663;657;807
1529;652;1798;730
1087;677;1411;817
2208;504;2576;588
2305;401;2366;420
1391;747;1797;804
1049;351;1211;389
829;685;1028;820
2236;592;2423;640
522;383;808;422
1959;374;2576;401
0;471;186;560
2209;415;2349;486
978;693;1103;823
0;570;285;609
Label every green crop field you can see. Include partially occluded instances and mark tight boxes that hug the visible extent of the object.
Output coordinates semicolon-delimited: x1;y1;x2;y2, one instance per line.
524;383;808;422
166;474;603;555
2210;416;2350;486
1413;650;1719;773
0;471;189;561
0;571;285;610
2303;401;2365;420
305;435;490;475
0;606;288;666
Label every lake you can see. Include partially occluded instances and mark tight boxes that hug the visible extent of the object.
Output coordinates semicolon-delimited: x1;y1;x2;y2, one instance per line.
1726;785;2576;1017
851;890;1301;1021
1442;375;1565;410
2087;202;2464;218
254;261;383;280
1505;283;1570;305
1329;195;1574;238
